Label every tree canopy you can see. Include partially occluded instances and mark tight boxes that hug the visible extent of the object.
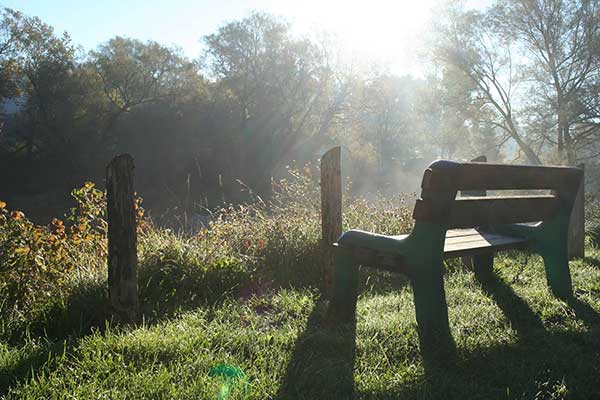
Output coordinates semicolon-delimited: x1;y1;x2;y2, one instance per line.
2;3;599;220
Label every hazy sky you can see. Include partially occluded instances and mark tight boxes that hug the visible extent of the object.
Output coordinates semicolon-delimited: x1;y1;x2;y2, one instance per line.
2;0;490;75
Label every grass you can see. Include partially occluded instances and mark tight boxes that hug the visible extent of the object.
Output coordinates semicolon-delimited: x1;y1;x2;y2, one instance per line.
2;247;600;399
2;173;600;399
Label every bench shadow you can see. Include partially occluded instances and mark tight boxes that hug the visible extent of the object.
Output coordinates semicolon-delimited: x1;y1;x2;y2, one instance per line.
582;256;600;269
566;295;600;327
408;271;600;399
474;270;545;339
275;300;356;399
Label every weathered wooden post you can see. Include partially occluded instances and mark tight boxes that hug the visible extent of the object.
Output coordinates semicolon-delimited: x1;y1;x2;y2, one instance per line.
461;155;487;269
568;163;585;260
106;153;139;322
321;146;342;294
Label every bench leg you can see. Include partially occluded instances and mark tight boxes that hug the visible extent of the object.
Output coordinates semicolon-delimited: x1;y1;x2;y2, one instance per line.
411;260;452;352
539;240;572;299
329;248;359;322
472;253;494;283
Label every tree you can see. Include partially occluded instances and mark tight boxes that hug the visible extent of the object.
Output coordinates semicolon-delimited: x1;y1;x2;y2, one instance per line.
495;0;600;164
90;37;201;140
434;0;600;165
0;8;26;100
433;5;542;164
0;8;80;159
204;12;328;190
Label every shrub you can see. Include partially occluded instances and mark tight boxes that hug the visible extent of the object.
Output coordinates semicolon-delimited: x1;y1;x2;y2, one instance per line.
0;166;415;339
0;182;146;336
138;229;251;318
0;183;108;320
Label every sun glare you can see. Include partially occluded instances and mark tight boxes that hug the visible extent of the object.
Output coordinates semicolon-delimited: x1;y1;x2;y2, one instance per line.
270;0;437;74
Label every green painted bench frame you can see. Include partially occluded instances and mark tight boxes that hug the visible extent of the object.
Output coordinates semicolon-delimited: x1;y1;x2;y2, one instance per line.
329;159;583;347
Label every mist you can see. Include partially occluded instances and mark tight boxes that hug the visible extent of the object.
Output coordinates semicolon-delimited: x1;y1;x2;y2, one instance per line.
1;1;599;224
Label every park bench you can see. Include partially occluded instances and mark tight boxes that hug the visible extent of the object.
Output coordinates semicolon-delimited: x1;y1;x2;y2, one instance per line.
329;159;583;346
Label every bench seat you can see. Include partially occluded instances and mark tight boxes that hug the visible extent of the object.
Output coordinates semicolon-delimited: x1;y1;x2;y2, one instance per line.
335;228;530;274
443;228;530;258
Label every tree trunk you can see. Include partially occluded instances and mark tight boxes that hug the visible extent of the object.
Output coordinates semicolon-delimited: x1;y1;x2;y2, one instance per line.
507;119;541;165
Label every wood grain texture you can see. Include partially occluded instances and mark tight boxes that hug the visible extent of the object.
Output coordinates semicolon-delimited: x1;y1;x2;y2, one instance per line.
106;154;139;322
321;146;342;292
414;195;560;227
443;229;530;258
460;155;487;198
423;162;583;193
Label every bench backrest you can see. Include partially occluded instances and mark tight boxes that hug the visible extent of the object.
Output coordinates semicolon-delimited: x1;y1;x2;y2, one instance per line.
412;160;583;229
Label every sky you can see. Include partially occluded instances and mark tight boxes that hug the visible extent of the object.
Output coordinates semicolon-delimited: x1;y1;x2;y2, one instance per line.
2;0;490;76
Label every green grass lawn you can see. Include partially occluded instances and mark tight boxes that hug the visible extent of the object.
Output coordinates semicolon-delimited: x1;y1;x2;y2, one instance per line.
3;248;600;399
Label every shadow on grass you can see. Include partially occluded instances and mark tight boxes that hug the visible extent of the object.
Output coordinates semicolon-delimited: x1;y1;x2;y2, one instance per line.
276;300;357;400
582;256;600;269
0;266;240;395
474;269;545;340
355;255;600;399
20;282;110;342
396;271;600;400
8;256;251;344
358;268;411;297
566;296;600;327
0;339;71;396
1;259;336;396
0;281;110;396
274;274;409;399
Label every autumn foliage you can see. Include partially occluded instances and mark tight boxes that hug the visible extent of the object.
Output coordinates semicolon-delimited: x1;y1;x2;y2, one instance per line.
0;182;145;319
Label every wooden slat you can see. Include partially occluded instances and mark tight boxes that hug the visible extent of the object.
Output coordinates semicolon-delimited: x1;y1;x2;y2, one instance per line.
461;156;487;197
448;195;559;228
445;228;482;238
458;163;582;192
461;155;487;269
444;236;524;253
423;162;583;193
414;195;560;227
443;234;529;258
444;233;514;245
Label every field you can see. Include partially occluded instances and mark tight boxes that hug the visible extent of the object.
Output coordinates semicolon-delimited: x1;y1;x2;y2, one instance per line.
1;174;600;399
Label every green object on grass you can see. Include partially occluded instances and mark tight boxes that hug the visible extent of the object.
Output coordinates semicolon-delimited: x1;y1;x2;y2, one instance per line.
209;364;247;400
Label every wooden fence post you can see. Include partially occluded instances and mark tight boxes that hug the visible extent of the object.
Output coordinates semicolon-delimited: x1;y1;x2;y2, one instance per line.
106;154;139;322
568;163;585;260
461;155;487;269
321;146;342;294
